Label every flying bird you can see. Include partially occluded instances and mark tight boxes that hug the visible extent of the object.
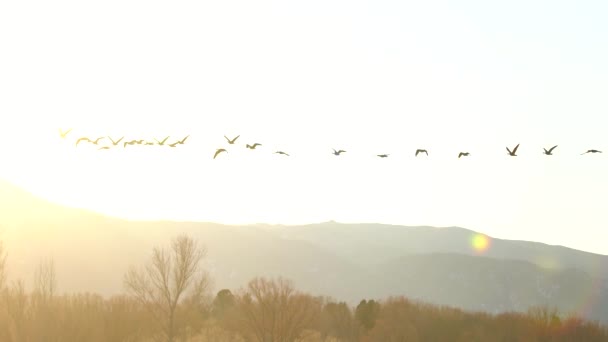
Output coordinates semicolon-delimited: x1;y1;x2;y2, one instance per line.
98;146;110;150
415;149;428;156
145;142;155;146
246;143;262;149
76;137;104;146
377;154;389;158
59;128;72;139
581;149;602;155
275;151;290;156
506;144;520;156
458;152;470;158
543;145;558;155
169;142;179;148
214;148;227;159
123;141;136;148
155;136;170;145
333;149;346;156
224;135;240;144
108;136;125;146
176;135;189;144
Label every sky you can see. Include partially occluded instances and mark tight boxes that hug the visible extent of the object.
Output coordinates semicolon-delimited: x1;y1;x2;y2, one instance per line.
1;0;607;254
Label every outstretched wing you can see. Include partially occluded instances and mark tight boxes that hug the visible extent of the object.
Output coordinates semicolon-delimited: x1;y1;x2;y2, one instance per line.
415;150;420;156
76;137;89;146
512;144;520;154
155;136;170;145
548;145;558;153
506;147;512;154
179;135;189;144
59;128;72;137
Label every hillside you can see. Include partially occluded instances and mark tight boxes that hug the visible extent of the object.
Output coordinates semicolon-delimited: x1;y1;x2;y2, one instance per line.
1;179;607;324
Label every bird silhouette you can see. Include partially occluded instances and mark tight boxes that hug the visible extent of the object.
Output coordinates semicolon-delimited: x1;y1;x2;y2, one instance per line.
98;146;110;150
123;141;136;148
415;149;428;156
59;128;72;139
506;144;520;156
275;151;290;156
543;145;558;155
108;136;125;146
246;143;262;149
155;136;170;145
214;148;227;159
76;137;104;146
377;154;389;158
333;149;346;156
458;152;470;158
581;149;602;155
176;135;189;144
169;142;179;148
224;135;240;144
145;142;155;146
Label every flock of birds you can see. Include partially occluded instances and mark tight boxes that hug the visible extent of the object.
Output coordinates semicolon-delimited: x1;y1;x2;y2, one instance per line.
59;128;604;159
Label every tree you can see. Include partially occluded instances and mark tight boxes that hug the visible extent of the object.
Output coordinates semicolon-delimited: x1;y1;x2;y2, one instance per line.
0;241;6;290
33;257;57;302
355;299;380;331
233;277;322;342
124;234;210;342
212;289;236;319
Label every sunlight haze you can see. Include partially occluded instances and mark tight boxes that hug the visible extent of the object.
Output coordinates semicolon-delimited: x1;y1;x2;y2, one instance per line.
1;0;608;255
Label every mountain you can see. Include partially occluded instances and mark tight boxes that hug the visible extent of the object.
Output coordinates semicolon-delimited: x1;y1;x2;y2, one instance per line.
1;179;607;324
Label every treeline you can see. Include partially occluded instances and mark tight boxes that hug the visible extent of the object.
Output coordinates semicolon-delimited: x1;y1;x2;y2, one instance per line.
0;237;607;342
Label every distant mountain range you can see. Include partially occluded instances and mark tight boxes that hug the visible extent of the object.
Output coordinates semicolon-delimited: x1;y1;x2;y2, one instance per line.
1;179;607;324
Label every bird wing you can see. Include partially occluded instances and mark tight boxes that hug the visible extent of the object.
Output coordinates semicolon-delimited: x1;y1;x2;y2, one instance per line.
332;148;337;154
94;137;104;144
213;149;226;159
76;137;89;146
59;128;72;137
424;150;428;155
254;143;261;147
116;136;124;144
506;147;512;154
512;144;520;154
458;153;463;158
548;145;558;153
108;136;117;145
415;150;420;156
179;135;189;144
339;150;346;153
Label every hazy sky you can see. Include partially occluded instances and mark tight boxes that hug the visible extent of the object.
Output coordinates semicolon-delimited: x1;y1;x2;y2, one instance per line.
1;0;607;254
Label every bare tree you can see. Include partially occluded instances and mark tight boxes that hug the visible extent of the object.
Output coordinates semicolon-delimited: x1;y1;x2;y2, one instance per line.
0;241;7;290
33;257;56;302
124;234;210;342
234;277;322;342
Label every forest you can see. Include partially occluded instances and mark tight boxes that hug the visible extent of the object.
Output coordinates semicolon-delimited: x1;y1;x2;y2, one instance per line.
1;236;607;342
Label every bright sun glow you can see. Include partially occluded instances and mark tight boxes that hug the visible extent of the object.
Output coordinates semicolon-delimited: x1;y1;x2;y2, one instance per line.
471;234;491;254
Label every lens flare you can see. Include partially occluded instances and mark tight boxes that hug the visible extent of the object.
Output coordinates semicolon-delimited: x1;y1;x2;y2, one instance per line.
471;233;491;254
